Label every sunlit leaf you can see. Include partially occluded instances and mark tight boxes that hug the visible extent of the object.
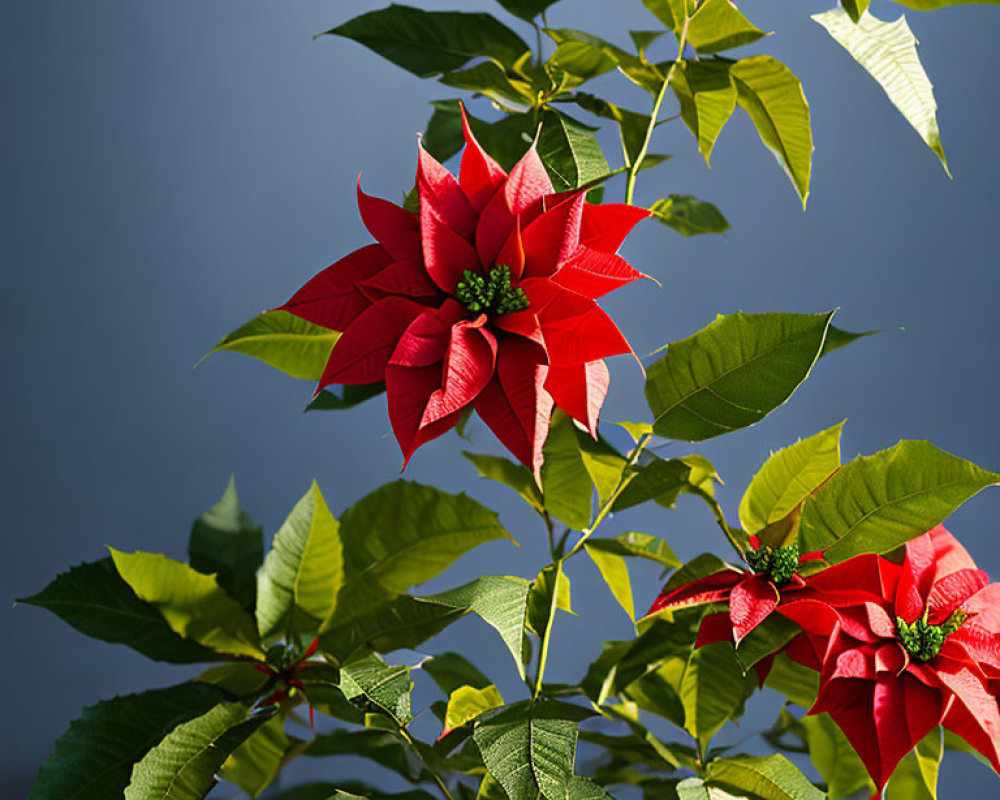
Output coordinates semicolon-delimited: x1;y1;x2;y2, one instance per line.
685;0;767;55
587;533;682;568
763;653;819;708
444;685;505;734
440;61;535;106
651;195;730;237
799;440;1000;562
110;549;263;658
125;703;274;800
738;422;844;534
542;410;595;530
705;754;825;800
585;543;635;621
537;109;611;191
220;714;296;798
671;60;738;165
463;451;544;514
340;652;414;727
813;7;948;173
204;310;339;382
731;56;812;206
614;454;718;511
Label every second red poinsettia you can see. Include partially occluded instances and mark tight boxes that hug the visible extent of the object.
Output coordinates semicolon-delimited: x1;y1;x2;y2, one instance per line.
778;526;1000;794
280;109;649;471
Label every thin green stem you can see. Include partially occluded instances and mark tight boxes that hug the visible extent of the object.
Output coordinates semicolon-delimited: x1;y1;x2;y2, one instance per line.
399;726;455;800
624;17;691;205
543;510;557;560
533;561;564;700
532;20;544;67
690;485;745;560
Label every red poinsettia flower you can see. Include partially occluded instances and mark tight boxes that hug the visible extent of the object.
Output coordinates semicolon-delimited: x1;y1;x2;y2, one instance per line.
646;536;820;645
279;109;649;471
777;526;1000;794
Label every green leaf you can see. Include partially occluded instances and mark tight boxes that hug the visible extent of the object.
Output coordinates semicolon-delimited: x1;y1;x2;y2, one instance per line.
841;0;871;23
799;440;1000;562
738;422;844;534
763;653;819;708
340;651;414;726
188;477;263;609
577;433;629;508
327;481;512;625
492;0;563;21
813;8;948;174
586;533;682;568
324;5;530;77
585;543;635;621
651;195;730;237
537;109;611;191
679;642;757;744
304;729;429;783
794;712;873;798
568;92;652;168
614;454;718;511
671;60;738;165
733;614;801;671
319;594;466;663
110;549;263;658
645;311;839;442
125;703;274;800
257;481;342;643
440;61;535;106
17;559;217;664
306;382;386;412
731;56;812;206
422;100;466;163
28;683;229;800
194;662;270;698
423;652;492;695
546;29;633;88
528;562;574;638
444;685;505;733
205;310;339;382
463;451;544;514
220;713;295;798
642;0;695;32
473;700;594;800
542;409;595;529
705;754;825;800
676;779;744;800
423;576;533;680
890;0;999;9
686;0;767;54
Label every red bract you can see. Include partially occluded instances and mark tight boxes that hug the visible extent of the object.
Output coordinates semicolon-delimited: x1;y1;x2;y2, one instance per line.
778;526;1000;794
280;110;649;471
646;538;818;645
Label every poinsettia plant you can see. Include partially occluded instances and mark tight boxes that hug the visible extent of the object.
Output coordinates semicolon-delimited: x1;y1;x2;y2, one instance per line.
21;1;1000;799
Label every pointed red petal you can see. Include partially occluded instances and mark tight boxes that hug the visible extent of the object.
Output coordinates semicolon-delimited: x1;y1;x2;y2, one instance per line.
459;106;507;212
357;180;421;261
319;296;425;387
388;302;464;369
280;244;393;331
421;202;481;294
358;258;442;304
820;687;888;790
580;203;651;253
940;666;1000;773
869;676;943;790
545;360;609;438
496;215;525;281
420;318;497;426
962;583;1000;632
505;143;554;219
730;576;779;645
475;186;516;270
647;570;743;616
418;144;476;239
493;308;545;349
553;246;645;299
927;568;990;623
526;281;632;366
521;192;585;279
386;361;462;464
474;335;552;473
696;611;735;647
923;524;979;582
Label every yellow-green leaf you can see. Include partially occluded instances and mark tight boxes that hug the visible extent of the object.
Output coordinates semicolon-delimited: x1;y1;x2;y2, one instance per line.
443;684;505;733
672;60;738;165
686;0;767;55
585;543;635;622
110;549;262;658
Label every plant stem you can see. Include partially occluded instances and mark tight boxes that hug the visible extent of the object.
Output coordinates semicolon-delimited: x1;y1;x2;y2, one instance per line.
543;510;557;560
533;561;564;700
690;485;745;560
399;726;455;800
624;17;691;205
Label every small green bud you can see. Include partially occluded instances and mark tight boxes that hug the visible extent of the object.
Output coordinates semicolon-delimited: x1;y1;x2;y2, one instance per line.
455;264;530;316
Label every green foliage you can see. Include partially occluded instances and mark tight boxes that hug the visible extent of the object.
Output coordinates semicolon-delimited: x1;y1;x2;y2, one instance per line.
306;382;386;412
463;451;544;514
799;440;1000;561
473;700;598;800
423;652;492;695
444;685;505;733
542;410;596;529
188;477;263;609
220;714;297;798
585;542;637;621
325;5;530;78
110;549;263;658
206;310;339;381
304;729;429;782
124;703;274;800
739;421;844;534
651;195;730;237
257;481;342;643
614;454;718;511
18;558;217;664
645;311;846;441
814;7;948;173
776;709;873;798
340;652;414;726
684;0;767;55
29;683;229;800
672;60;737;164
704;754;825;800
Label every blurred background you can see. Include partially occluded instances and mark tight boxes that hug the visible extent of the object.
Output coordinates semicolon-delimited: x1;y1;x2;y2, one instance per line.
3;0;999;796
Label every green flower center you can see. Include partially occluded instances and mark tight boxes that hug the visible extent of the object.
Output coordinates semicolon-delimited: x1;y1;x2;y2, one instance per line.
746;542;800;586
896;610;966;661
455;264;530;316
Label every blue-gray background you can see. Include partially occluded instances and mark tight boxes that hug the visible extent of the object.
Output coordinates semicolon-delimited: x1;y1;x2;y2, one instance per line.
3;0;998;796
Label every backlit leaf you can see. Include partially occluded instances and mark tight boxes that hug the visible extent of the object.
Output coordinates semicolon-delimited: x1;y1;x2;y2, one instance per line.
110;549;263;658
220;714;296;798
671;60;738;165
444;685;505;734
205;310;339;382
813;7;948;173
585;543;635;621
705;754;825;800
587;533;681;568
542;410;595;530
686;0;767;55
